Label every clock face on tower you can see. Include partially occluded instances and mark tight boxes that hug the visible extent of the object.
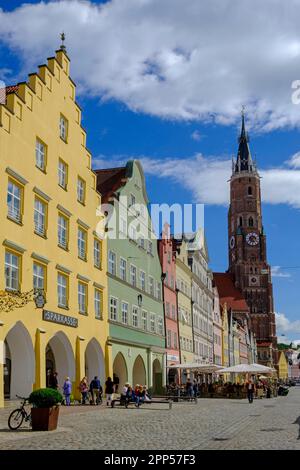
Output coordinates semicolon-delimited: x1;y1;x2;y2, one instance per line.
230;235;235;249
246;232;259;246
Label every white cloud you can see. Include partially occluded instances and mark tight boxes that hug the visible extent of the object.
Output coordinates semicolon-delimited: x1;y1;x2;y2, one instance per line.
275;313;300;337
271;266;291;278
191;130;202;141
2;0;300;129
286;152;300;169
94;152;300;207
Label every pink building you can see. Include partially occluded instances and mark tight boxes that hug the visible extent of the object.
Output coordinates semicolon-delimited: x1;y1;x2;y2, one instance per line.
213;286;222;366
158;224;180;384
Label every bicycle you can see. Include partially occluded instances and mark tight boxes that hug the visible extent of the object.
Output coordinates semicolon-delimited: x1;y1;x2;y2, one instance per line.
8;395;32;430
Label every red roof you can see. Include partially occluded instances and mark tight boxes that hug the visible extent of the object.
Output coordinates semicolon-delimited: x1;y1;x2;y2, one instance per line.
95;167;127;203
213;272;249;313
5;85;19;94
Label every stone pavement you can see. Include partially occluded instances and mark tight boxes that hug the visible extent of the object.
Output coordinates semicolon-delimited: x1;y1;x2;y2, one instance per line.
0;387;300;450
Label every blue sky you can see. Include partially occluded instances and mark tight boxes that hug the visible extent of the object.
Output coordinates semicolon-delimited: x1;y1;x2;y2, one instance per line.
1;0;300;343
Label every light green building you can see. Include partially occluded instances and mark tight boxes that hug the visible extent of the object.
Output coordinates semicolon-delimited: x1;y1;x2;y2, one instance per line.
96;161;166;393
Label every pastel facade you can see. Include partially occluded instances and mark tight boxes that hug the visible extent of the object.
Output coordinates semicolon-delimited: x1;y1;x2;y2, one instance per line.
187;230;214;366
176;241;194;371
96;161;166;393
158;225;180;384
277;351;288;380
0;48;110;407
212;286;222;366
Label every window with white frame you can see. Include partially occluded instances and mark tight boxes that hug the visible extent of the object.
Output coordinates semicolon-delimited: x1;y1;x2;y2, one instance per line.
167;330;171;348
130;265;137;287
57;272;68;307
149;276;154;296
78;282;87;314
132;306;138;327
5;251;20;291
140;271;146;291
58;159;67;189
77;177;85;204
108;251;116;275
94;239;101;268
128;223;137;241
148;240;153;255
36;139;46;171
7;180;22;222
158;317;163;335
139;237;145;249
156;282;162;300
58;214;68;249
59;114;68;141
34;197;46;236
142;310;147;330
94;289;102;319
109;297;118;321
119;217;127;236
120;258;127;281
172;304;176;320
121;302;128;324
129;193;136;207
78;227;87;260
166;302;170;317
150;314;155;333
33;262;45;292
174;332;178;349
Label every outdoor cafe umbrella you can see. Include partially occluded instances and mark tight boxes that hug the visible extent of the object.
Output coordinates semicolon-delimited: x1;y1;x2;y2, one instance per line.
168;363;224;373
218;363;270;374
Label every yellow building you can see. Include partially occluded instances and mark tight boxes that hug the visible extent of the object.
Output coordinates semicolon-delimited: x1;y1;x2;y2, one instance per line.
277;351;288;380
0;44;111;407
176;239;194;374
221;303;229;367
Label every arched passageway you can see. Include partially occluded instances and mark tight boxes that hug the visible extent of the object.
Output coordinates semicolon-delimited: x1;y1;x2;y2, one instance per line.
4;322;35;399
45;332;75;389
132;355;146;387
85;338;105;386
113;352;128;390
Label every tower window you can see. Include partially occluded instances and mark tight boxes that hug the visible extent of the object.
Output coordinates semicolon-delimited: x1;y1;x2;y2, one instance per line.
248;216;254;227
248;186;252;195
238;216;243;227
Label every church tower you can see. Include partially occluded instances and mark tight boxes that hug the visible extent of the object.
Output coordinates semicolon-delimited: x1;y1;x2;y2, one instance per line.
228;111;277;366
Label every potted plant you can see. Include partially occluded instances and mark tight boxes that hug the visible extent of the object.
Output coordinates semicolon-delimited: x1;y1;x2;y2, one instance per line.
29;388;63;431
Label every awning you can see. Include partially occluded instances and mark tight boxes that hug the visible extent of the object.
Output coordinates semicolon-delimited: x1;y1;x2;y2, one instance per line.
167;363;224;373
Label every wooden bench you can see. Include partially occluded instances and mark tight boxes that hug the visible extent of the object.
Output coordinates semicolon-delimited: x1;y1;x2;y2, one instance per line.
158;395;198;403
111;398;173;409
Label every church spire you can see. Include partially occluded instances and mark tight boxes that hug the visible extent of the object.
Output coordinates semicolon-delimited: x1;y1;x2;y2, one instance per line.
234;107;256;174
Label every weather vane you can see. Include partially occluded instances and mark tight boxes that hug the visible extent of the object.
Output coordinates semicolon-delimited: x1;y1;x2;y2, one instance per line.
60;32;66;52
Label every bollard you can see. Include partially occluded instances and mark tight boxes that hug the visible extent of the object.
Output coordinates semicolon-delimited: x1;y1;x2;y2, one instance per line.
168;400;172;410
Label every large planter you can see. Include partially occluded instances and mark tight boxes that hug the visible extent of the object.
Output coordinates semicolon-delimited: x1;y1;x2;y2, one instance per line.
31;406;60;431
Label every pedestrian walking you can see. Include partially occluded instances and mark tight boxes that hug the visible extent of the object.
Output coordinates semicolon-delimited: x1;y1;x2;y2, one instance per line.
49;371;59;390
63;377;72;406
246;378;255;403
186;378;193;400
90;376;102;405
105;376;114;406
79;377;89;404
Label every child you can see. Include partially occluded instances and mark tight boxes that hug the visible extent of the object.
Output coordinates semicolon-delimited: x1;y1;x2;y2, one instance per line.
63;377;72;406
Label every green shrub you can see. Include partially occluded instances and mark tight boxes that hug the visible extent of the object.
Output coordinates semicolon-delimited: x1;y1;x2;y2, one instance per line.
29;388;63;408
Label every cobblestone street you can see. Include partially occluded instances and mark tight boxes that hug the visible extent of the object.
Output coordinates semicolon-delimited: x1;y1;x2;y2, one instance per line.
0;387;300;450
